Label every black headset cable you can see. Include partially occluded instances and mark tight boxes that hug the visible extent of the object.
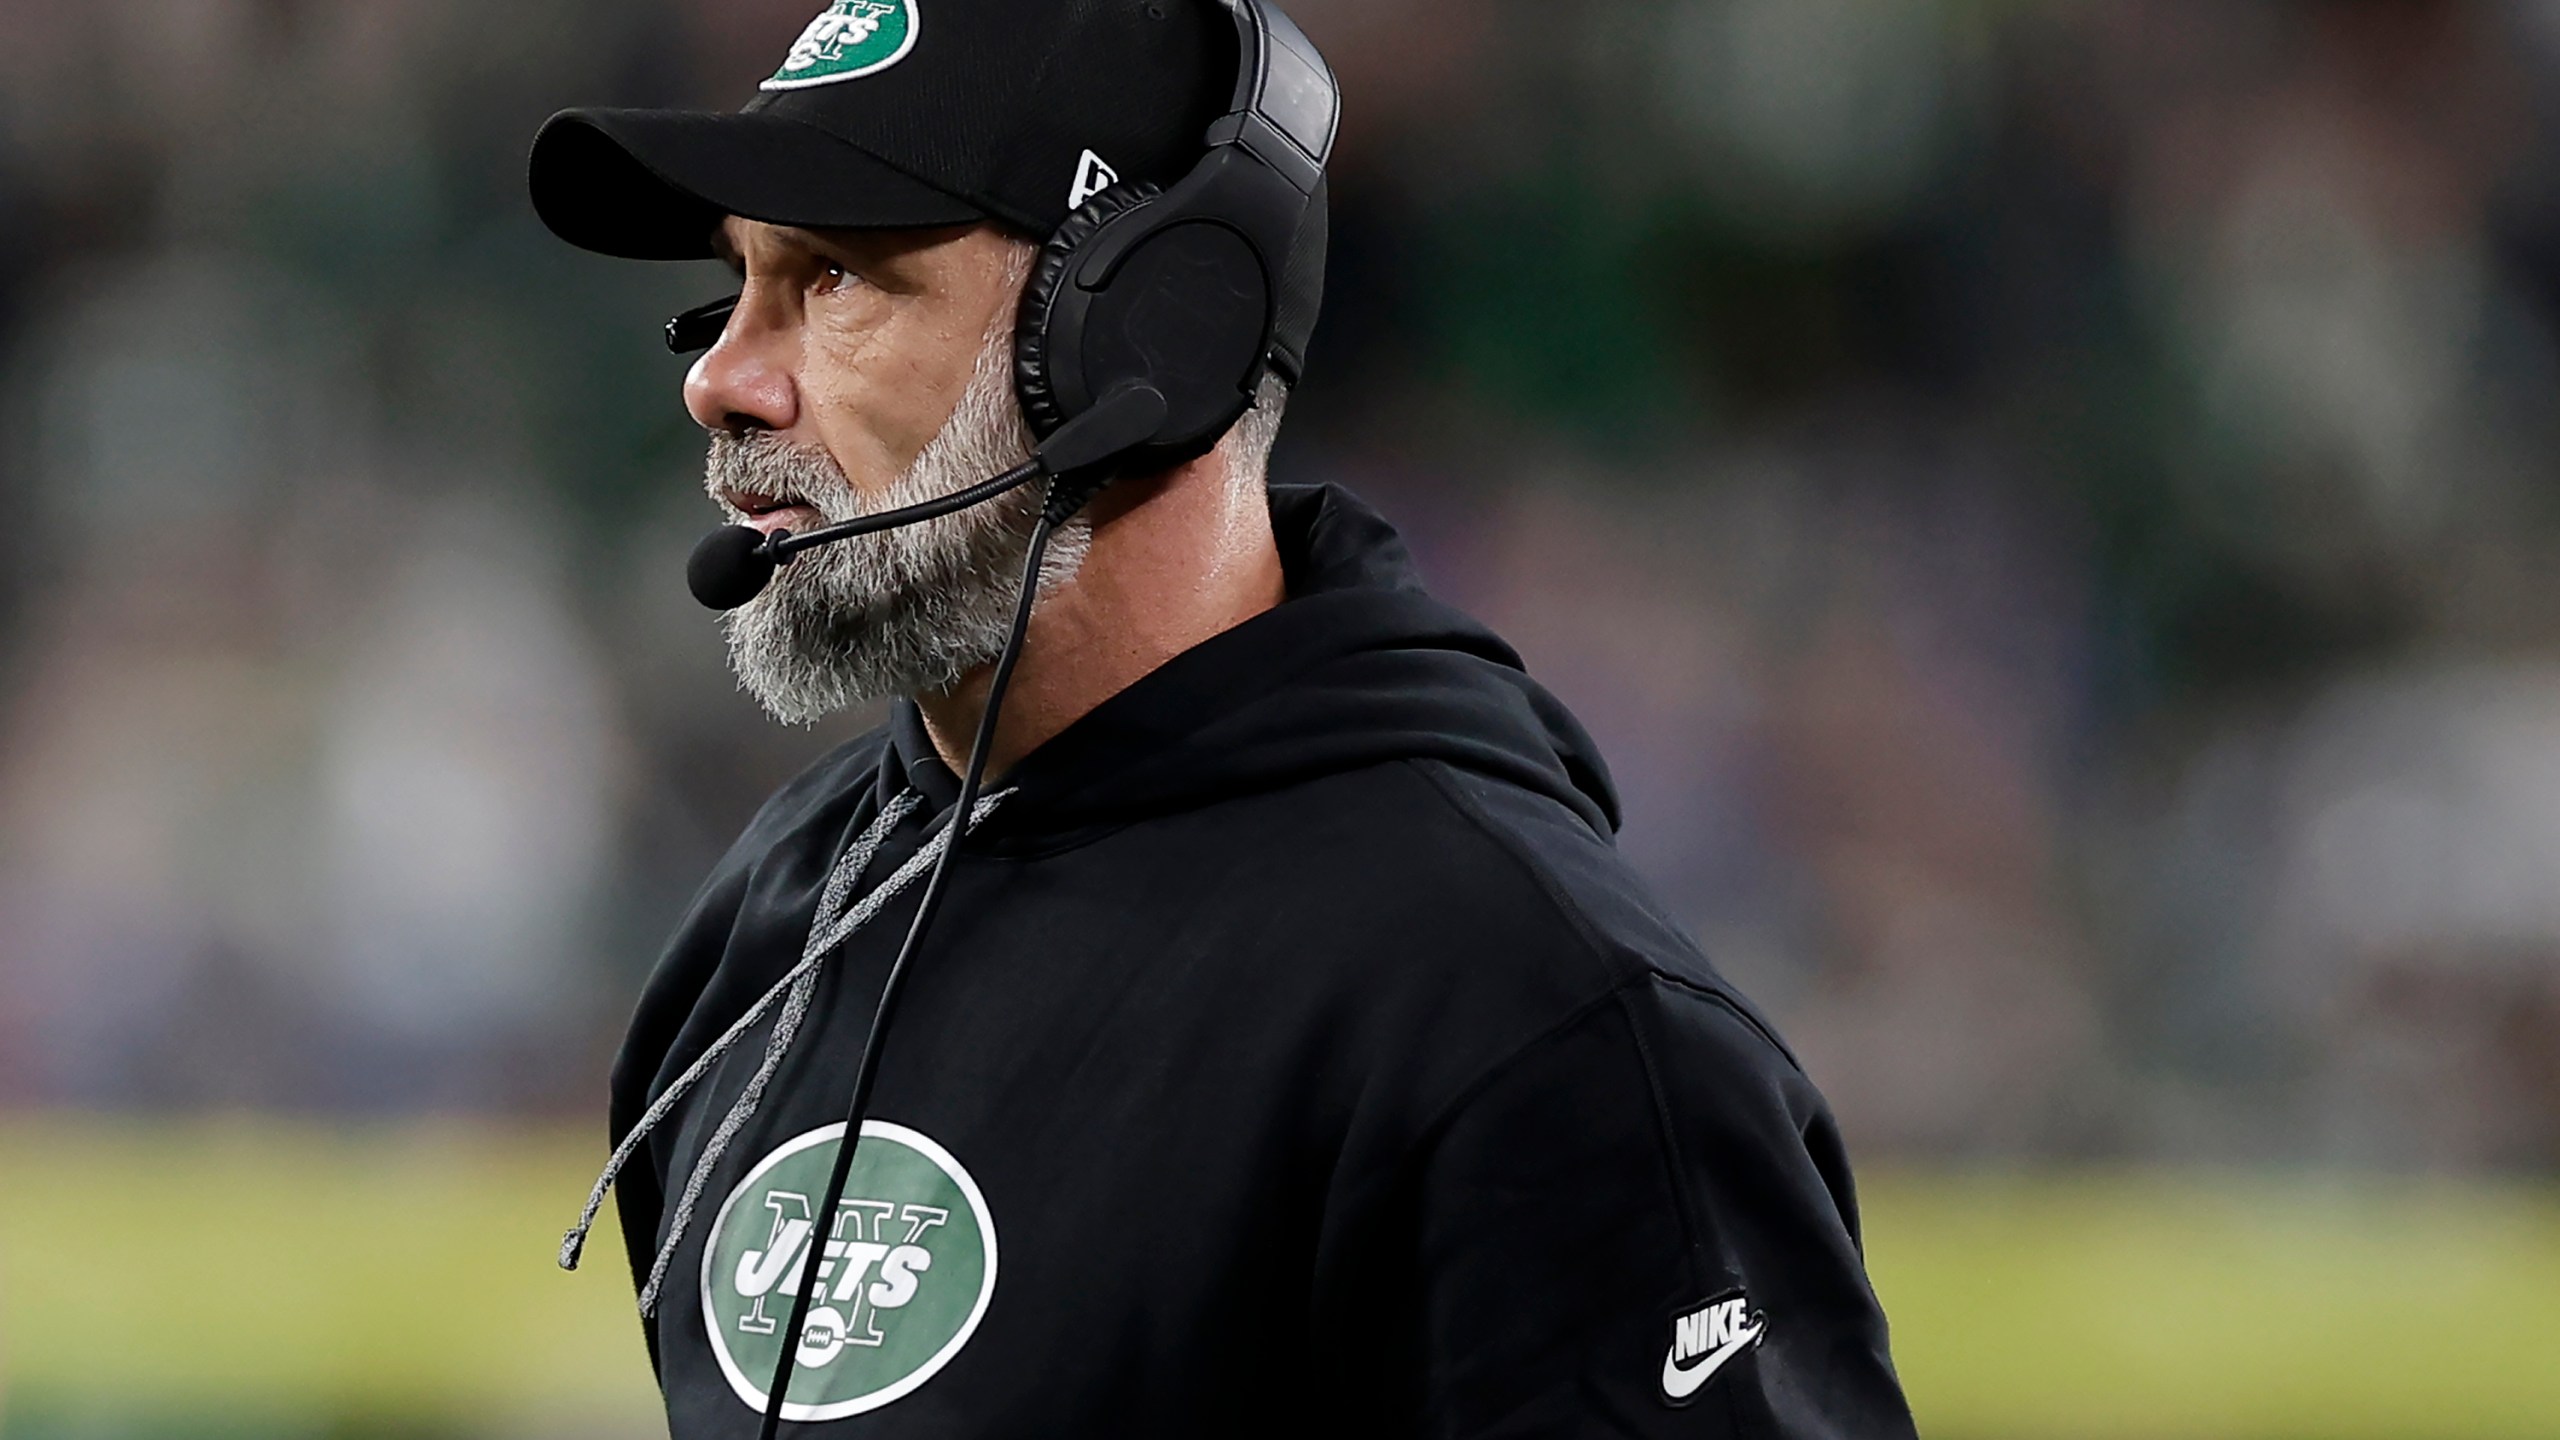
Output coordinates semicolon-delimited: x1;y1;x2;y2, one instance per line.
753;480;1076;1439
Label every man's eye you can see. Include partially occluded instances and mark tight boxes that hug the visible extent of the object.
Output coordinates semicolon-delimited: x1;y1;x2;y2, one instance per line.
813;260;854;296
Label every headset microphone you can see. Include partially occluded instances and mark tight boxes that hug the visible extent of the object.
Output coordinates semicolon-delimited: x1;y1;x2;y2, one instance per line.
684;384;1170;613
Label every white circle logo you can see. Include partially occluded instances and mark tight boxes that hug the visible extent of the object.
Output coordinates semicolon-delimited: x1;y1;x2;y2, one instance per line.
699;1121;997;1421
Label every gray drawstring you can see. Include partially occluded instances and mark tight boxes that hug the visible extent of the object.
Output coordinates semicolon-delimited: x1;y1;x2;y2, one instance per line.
559;786;1017;1320
635;788;1010;1314
558;791;918;1273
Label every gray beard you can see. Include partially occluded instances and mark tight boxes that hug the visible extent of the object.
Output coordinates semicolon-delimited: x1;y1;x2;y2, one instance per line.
705;339;1090;726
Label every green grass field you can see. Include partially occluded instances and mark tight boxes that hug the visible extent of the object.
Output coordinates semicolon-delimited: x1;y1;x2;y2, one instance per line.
3;1118;2557;1438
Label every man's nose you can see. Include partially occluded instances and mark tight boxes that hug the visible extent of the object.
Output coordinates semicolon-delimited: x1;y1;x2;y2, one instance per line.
684;308;799;434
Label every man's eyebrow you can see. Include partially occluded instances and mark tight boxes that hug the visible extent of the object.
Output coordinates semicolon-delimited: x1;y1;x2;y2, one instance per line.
776;226;857;263
718;225;841;273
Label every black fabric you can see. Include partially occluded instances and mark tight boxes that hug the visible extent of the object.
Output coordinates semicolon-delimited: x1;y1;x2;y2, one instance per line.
609;484;1915;1438
530;0;1233;253
530;109;986;261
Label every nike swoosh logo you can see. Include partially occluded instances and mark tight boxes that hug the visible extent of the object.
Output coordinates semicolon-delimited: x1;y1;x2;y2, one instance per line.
1660;1321;1764;1400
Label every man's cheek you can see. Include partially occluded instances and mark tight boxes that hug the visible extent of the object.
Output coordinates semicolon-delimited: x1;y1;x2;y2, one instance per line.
802;398;911;499
835;318;981;459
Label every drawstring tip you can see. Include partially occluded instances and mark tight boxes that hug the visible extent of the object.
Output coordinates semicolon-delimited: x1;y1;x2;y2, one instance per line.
559;1230;587;1271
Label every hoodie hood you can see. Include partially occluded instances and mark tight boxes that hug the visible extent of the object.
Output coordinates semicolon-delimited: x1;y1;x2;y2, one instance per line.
881;482;1621;842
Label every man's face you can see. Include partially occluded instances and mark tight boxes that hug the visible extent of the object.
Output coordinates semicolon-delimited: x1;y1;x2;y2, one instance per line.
689;218;1026;523
686;217;1075;725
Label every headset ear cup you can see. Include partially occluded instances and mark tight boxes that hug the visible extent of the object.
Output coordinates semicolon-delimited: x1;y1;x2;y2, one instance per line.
1015;183;1163;440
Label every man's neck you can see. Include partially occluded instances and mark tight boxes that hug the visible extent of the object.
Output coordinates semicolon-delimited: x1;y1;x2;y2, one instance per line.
914;448;1286;779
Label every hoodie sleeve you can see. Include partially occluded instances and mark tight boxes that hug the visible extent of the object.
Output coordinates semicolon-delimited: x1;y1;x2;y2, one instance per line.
1409;976;1916;1439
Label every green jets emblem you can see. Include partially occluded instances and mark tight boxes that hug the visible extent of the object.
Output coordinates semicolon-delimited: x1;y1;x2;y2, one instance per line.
762;0;919;89
701;1121;997;1420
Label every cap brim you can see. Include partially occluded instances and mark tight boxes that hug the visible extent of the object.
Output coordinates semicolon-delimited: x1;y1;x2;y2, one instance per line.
529;108;989;261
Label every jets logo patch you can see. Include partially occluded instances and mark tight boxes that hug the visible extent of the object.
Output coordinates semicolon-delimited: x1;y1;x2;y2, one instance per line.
1660;1291;1765;1406
763;0;920;90
701;1121;997;1421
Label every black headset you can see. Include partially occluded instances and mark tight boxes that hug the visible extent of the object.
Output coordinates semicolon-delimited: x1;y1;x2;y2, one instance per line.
668;0;1338;482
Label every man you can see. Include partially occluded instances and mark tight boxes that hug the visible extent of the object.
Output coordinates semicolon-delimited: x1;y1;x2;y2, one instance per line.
527;1;1916;1435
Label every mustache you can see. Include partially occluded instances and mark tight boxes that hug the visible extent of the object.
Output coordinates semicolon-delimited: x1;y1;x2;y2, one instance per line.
704;432;862;520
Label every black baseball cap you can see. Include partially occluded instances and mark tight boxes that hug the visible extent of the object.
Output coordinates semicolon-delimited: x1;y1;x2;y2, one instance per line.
530;0;1238;259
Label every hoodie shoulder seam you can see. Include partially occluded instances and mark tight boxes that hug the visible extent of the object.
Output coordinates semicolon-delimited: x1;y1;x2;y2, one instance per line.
1381;756;1657;1157
1401;758;1802;1069
1392;756;1810;1116
1402;758;1640;991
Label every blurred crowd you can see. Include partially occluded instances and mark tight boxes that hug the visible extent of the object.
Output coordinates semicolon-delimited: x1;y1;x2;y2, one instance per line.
2;0;2558;1172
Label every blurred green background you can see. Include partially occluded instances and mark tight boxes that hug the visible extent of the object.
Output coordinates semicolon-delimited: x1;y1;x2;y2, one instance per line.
6;0;2560;1434
8;1122;2560;1437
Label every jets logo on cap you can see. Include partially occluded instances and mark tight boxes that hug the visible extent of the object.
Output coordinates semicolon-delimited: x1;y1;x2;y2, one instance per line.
701;1121;998;1420
763;0;921;91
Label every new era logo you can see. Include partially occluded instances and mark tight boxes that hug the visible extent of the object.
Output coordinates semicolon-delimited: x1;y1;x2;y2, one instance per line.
1068;150;1119;210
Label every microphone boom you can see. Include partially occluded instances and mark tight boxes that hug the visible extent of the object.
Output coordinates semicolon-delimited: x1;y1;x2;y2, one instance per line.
685;461;1043;613
683;384;1169;613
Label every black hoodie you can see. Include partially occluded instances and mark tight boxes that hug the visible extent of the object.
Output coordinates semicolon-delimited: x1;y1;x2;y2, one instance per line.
596;484;1916;1438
